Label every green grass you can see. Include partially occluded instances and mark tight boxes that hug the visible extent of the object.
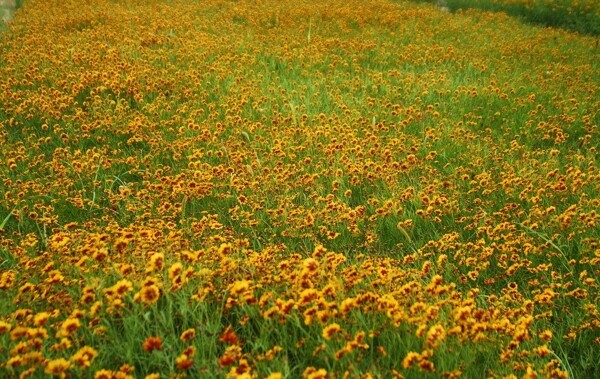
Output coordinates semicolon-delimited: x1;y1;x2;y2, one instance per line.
411;0;600;35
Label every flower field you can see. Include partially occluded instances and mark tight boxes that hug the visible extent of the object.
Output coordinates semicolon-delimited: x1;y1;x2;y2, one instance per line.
0;0;598;377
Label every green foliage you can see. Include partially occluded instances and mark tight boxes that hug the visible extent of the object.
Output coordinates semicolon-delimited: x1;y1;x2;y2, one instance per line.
411;0;600;35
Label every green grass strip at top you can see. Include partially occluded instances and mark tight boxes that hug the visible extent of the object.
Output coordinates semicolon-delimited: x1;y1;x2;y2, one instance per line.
408;0;600;36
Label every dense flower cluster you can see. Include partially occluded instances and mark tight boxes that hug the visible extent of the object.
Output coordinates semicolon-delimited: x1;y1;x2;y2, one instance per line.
0;0;598;377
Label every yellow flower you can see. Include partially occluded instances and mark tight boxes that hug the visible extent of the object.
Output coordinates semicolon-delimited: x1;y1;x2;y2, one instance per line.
168;262;183;280
321;323;341;340
71;346;98;368
182;345;196;357
112;279;133;297
533;344;552;358
264;345;283;360
538;329;553;341
57;318;81;337
94;369;115;379
18;282;36;296
402;351;420;368
138;285;160;305
0;320;12;334
0;270;16;289
147;252;164;272
7;355;23;369
45;358;71;378
418;358;435;372
302;367;328;379
302;258;319;273
180;328;196;342
425;324;446;348
229;280;251;296
175;354;194;370
298;288;319;307
218;243;233;256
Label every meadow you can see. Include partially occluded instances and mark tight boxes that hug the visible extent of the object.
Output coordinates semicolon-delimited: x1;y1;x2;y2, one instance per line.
0;0;598;378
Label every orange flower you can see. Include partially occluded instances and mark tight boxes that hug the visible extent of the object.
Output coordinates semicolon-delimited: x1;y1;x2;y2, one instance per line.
418;358;435;372
182;345;196;357
180;328;196;342
219;354;236;367
218;343;242;367
219;326;239;345
143;336;163;352
175;354;194;370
